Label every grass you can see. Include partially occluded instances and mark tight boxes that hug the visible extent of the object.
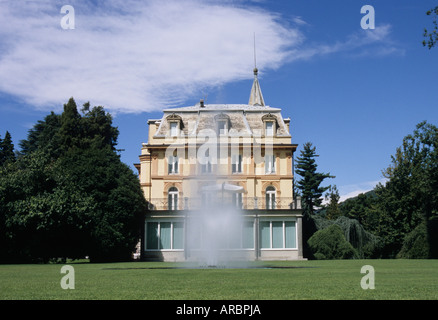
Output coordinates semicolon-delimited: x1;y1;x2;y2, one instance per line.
0;259;437;300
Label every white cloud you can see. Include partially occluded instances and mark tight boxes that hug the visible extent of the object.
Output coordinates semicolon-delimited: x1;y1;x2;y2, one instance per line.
287;24;403;62
0;1;398;114
0;0;302;113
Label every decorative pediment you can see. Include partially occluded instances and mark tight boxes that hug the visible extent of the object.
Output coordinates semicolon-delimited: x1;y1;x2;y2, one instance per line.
214;112;231;122
166;113;182;121
262;113;277;121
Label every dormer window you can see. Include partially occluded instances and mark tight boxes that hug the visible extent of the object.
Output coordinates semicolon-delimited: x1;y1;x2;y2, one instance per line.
166;113;183;137
262;113;277;137
215;113;230;135
217;120;227;135
170;122;179;137
265;121;274;136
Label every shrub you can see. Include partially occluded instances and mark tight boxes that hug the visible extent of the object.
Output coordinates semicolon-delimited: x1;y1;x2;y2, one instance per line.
397;222;429;259
308;224;358;260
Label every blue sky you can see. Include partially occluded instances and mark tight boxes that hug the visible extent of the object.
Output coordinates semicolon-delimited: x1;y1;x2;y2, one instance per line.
0;0;437;201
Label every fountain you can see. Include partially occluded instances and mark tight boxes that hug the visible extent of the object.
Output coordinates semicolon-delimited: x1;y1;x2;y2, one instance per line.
186;182;245;268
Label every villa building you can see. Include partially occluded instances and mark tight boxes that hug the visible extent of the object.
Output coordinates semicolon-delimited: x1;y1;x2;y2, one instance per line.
136;68;304;262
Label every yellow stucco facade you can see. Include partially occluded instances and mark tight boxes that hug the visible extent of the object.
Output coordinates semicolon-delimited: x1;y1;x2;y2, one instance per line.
136;69;304;261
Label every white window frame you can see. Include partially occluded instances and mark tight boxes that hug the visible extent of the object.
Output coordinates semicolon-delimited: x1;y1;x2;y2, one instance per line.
169;121;179;137
265;121;275;136
168;187;179;210
266;186;276;209
231;154;242;174
259;219;297;250
145;220;184;251
168;155;179;174
264;154;276;174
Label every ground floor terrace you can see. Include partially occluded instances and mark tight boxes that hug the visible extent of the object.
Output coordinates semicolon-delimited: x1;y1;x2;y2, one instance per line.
141;208;304;262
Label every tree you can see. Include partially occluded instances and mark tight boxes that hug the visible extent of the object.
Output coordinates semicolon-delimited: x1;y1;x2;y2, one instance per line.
0;131;16;165
18;112;61;157
295;142;334;259
295;142;334;216
0;149;97;263
57;146;146;262
376;121;438;258
1;97;147;263
423;6;438;49
339;191;380;233
325;185;341;220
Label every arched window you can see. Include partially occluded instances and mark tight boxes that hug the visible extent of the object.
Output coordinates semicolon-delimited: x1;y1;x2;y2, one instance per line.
266;186;276;209
168;187;178;210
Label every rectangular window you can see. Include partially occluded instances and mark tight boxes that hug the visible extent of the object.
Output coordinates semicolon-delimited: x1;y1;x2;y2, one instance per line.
266;192;276;210
202;162;212;173
242;221;254;249
168;155;179;174
285;221;296;248
259;220;297;249
173;222;184;250
146;222;159;250
160;222;171;249
232;154;242;173
170;122;178;136
200;149;212;174
217;120;227;135
265;121;274;136
146;221;184;250
233;193;243;209
272;221;283;248
168;192;178;210
260;221;271;249
201;157;212;173
265;154;275;174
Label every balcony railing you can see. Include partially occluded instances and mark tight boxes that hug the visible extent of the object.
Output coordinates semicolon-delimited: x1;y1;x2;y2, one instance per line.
147;196;302;211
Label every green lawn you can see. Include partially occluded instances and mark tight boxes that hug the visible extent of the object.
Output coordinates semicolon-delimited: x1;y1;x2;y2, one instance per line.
0;259;437;300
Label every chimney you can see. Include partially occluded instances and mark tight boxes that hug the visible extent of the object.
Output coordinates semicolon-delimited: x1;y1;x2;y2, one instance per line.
200;99;205;108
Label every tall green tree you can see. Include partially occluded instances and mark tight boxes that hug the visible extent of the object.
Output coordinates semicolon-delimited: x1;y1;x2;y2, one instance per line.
295;142;334;258
295;142;334;216
0;131;16;165
376;121;438;258
0;149;96;262
1;97;147;263
325;185;341;220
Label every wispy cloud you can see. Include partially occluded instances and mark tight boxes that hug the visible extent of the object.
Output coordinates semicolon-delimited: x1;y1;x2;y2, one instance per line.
338;179;387;203
0;1;399;114
287;24;404;62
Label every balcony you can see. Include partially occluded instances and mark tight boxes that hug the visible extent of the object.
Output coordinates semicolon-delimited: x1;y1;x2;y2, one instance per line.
147;196;302;211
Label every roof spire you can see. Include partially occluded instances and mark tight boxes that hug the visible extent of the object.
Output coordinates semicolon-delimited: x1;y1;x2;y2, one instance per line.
249;33;265;106
248;67;265;106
